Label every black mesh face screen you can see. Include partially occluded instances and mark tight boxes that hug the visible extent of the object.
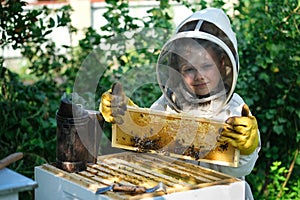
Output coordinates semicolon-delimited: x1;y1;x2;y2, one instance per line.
177;20;238;71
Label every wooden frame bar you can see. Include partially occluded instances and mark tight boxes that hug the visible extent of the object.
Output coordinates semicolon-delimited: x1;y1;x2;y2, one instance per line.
112;107;239;167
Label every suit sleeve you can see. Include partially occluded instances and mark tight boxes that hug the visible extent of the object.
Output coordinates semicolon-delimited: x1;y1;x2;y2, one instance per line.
219;93;261;177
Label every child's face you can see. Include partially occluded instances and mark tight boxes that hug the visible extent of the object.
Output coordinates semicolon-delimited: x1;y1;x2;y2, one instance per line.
178;46;222;96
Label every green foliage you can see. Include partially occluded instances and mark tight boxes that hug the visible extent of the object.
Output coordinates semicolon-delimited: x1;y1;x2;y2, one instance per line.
1;2;75;199
175;0;207;12
0;69;59;199
0;0;38;49
232;0;300;199
265;161;300;199
1;1;57;155
21;5;76;80
1;0;300;199
1;2;173;199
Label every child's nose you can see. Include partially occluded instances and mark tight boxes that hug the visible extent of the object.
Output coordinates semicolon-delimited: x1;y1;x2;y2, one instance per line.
194;70;205;80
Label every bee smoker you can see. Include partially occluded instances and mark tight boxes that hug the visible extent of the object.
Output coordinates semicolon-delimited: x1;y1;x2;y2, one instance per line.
56;97;103;172
86;110;104;164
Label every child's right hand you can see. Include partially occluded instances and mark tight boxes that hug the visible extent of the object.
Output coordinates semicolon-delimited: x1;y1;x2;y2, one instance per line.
99;82;137;124
218;104;259;155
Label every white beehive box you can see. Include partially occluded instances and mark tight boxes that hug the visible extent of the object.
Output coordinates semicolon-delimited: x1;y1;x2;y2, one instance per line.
35;152;244;200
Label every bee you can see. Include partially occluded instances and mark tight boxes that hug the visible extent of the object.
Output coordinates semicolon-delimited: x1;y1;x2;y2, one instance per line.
132;136;160;152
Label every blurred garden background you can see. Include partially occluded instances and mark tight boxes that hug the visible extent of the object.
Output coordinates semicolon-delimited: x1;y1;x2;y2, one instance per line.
1;0;299;199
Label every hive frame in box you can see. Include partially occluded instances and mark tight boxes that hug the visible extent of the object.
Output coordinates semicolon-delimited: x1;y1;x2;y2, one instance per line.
112;106;239;167
35;152;245;200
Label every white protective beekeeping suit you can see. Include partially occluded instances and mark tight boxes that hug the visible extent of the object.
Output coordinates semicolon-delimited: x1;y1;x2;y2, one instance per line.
151;8;260;200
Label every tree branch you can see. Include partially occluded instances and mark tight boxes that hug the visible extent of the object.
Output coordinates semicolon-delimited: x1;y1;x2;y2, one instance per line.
277;146;299;199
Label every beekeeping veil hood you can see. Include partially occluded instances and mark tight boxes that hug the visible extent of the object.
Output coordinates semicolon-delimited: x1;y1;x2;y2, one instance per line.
156;8;239;117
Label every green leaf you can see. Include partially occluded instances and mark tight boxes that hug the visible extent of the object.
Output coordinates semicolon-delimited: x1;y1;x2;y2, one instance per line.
266;109;277;119
296;151;300;165
258;72;270;83
48;17;55;28
273;124;284;135
20;118;30;127
277;117;287;123
30;138;44;148
296;130;300;143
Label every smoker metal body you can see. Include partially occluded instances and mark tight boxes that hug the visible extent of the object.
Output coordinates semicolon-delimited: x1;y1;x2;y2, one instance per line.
56;97;103;173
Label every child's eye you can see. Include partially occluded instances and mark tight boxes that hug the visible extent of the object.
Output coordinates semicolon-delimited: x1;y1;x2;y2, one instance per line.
184;68;195;73
181;66;196;74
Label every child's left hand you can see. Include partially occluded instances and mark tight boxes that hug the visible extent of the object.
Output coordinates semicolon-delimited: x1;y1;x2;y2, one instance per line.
218;104;259;155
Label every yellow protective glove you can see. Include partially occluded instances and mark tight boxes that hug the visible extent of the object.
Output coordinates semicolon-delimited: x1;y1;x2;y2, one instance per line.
218;104;259;155
99;82;137;124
